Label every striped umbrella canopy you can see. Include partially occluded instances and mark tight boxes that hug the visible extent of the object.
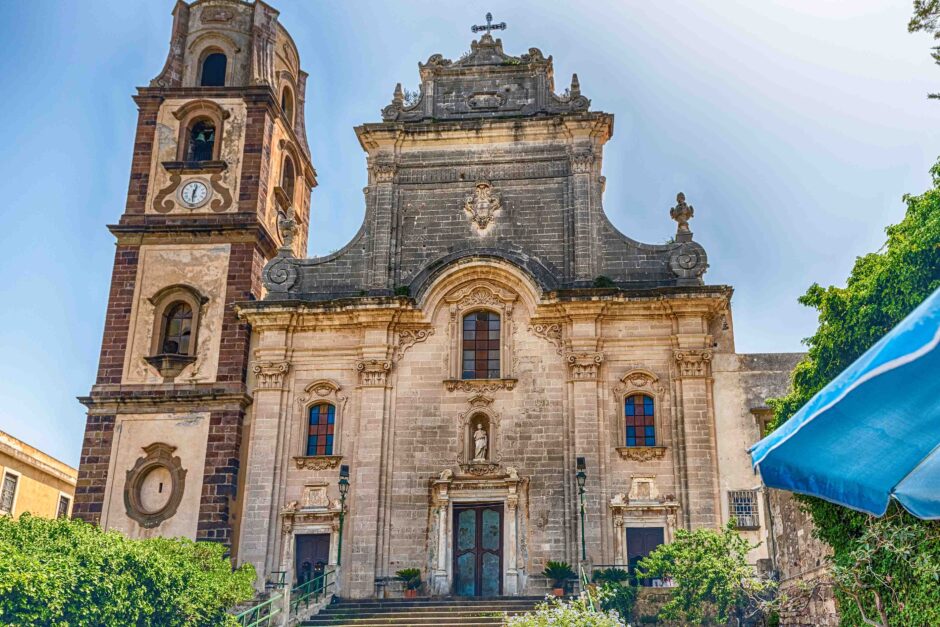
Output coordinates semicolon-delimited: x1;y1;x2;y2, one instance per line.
750;287;940;519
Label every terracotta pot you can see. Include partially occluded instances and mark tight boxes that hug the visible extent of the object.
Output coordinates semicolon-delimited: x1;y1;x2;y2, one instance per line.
552;587;565;597
404;588;418;599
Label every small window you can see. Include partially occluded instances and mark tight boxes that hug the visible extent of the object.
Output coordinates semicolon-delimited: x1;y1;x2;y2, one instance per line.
200;52;227;87
307;403;335;456
57;495;71;519
462;311;500;379
186;120;215;162
625;394;655;447
729;490;760;529
281;156;295;205
161;302;193;355
0;473;18;515
281;87;294;125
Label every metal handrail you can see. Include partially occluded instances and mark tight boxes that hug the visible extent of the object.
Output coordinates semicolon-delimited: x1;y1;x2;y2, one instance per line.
578;564;597;612
233;593;283;627
290;566;337;615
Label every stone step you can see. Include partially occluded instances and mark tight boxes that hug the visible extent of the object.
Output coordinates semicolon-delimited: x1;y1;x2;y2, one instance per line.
302;597;542;626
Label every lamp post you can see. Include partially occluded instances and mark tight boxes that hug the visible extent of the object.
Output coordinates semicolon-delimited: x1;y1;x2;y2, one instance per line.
576;456;587;562
337;465;349;566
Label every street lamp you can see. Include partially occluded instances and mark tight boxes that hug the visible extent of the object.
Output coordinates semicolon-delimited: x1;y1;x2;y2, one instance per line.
576;456;587;562
337;465;350;566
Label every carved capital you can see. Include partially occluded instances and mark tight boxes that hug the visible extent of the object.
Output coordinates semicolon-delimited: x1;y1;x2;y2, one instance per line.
565;352;604;381
570;152;595;174
371;163;396;183
673;349;713;378
357;359;392;387
253;361;290;390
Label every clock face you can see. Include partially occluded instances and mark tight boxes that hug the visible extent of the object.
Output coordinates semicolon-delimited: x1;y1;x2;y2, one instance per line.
179;180;209;208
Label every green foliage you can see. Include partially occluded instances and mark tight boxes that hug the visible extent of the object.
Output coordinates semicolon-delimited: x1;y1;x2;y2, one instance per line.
909;1;940;98
504;595;626;626
394;568;422;590
592;567;630;584
768;158;940;626
592;275;616;288
393;285;410;297
595;581;638;622
635;522;776;624
0;514;255;627
541;560;575;587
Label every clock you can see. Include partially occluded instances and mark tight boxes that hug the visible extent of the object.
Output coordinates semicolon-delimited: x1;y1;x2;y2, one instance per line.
178;180;211;208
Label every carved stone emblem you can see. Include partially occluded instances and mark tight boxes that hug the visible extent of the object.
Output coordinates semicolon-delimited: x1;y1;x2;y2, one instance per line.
617;446;667;462
293;455;343;471
467;92;505;110
565;352;604;380
201;6;234;23
124;442;187;529
673;349;713;378
463;181;502;230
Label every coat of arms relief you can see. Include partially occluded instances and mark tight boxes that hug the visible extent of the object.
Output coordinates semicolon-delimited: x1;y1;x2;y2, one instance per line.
463;180;502;230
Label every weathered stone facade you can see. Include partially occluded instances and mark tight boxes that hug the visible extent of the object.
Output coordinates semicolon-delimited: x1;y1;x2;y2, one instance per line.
77;1;837;617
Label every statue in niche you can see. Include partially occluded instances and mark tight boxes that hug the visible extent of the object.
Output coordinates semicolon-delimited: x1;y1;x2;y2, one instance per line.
473;424;488;461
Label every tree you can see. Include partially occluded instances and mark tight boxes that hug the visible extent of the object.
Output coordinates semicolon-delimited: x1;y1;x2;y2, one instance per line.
505;596;626;627
0;514;256;627
769;158;940;626
635;522;777;624
910;1;940;98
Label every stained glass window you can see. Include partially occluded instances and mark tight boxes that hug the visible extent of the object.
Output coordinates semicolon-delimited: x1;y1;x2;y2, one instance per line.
625;394;655;447
162;302;193;355
462;311;500;379
307;403;335;456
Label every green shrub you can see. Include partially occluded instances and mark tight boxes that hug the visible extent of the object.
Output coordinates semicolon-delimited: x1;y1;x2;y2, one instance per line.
592;275;616;288
394;568;422;590
541;560;575;587
0;514;255;627
596;581;638;622
504;596;626;626
592;567;630;584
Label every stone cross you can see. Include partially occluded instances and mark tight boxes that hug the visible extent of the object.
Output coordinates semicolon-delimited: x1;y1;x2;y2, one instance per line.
471;12;506;35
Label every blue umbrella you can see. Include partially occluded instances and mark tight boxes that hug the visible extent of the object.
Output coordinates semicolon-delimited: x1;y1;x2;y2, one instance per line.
750;287;940;519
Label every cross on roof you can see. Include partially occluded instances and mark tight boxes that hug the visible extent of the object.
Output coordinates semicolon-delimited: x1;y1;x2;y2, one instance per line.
471;12;506;35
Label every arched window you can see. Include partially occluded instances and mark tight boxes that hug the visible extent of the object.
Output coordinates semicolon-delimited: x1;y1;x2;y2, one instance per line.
281;155;295;205
462;311;500;379
307;403;336;456
625;394;655;447
200;52;227;87
186;119;215;162
281;86;294;125
161;302;193;355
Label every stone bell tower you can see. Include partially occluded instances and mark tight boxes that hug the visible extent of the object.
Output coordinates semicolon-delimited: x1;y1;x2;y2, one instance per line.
74;0;314;554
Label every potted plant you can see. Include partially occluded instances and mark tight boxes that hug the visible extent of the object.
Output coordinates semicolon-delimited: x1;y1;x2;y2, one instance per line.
395;568;422;598
542;560;575;597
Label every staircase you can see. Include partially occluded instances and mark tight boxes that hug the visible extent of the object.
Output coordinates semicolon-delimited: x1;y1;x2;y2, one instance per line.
301;596;544;626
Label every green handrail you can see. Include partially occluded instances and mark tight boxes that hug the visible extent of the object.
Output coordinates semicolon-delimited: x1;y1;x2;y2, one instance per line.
233;593;283;627
290;566;337;615
578;564;597;612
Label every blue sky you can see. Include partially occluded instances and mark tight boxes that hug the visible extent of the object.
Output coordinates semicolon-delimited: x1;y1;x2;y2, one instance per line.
0;0;937;467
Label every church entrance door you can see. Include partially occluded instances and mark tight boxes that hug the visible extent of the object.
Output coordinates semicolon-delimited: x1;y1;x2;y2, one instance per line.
626;527;664;585
453;503;503;597
295;533;330;587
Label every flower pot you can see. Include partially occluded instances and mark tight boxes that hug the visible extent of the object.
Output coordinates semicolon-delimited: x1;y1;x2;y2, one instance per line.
404;588;417;599
552;587;565;597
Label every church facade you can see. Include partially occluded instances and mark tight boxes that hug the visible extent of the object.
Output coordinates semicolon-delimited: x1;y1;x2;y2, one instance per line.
75;0;800;600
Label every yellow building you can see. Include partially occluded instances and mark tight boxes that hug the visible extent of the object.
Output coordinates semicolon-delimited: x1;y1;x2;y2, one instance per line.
0;430;77;519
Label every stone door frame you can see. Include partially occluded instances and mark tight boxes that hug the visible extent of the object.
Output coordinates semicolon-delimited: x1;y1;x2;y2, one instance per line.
429;468;526;596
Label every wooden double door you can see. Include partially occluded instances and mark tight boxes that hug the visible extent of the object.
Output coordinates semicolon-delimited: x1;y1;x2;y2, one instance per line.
295;533;330;586
453;503;503;596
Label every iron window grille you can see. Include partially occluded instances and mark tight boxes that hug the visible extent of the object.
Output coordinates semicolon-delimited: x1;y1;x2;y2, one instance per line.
729;490;760;529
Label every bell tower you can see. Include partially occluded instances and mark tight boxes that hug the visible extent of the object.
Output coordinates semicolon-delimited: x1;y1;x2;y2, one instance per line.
74;0;314;553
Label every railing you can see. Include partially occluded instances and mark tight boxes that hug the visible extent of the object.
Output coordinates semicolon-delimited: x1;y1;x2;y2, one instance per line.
290;566;337;616
578;565;597;612
233;594;283;627
591;563;669;588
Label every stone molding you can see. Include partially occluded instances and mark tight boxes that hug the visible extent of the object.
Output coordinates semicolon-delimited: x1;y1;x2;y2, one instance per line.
570;152;595;174
673;349;713;378
443;378;517;393
394;327;435;362
357;359;392;387
292;455;343;471
252;361;290;390
456;394;502;466
445;282;518;381
528;321;563;355
616;446;667;462
123;442;187;529
566;352;604;380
